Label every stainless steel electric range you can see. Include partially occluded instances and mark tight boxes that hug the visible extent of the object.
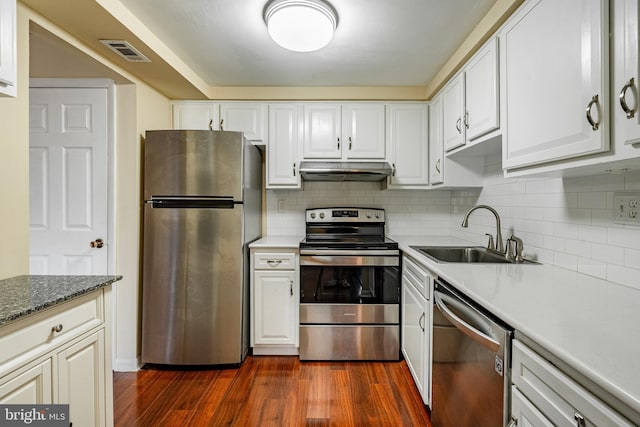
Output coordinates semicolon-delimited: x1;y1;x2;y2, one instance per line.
298;207;401;361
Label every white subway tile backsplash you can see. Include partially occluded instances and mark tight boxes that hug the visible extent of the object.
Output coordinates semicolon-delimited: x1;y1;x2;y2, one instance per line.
554;252;578;271
577;192;607;209
591;174;624;192
265;168;640;289
624;248;640;267
577;257;607;280
591;243;624;265
577;225;608;242
608;227;640;250
607;265;640;290
564;239;587;257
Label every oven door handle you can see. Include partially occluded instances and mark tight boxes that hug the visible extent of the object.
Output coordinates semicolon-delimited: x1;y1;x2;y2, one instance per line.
434;292;500;352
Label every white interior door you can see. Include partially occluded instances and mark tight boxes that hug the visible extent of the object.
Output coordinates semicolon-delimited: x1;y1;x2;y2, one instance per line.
29;87;109;274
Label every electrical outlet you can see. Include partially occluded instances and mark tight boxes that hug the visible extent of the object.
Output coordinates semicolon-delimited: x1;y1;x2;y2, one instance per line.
614;192;640;225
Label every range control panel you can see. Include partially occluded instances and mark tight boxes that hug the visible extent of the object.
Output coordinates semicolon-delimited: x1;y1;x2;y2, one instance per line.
305;207;385;223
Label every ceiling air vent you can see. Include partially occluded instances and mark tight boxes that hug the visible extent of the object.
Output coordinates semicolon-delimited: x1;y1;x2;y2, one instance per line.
99;40;151;62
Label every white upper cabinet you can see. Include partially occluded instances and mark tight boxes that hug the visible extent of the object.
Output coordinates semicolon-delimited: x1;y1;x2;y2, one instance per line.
442;37;499;153
219;102;268;142
303;102;385;160
303;103;342;158
0;0;17;97
267;103;302;189
172;101;267;142
428;95;444;185
501;0;609;170
386;103;429;189
343;103;386;159
442;74;465;152
172;102;218;130
465;37;499;142
613;0;640;146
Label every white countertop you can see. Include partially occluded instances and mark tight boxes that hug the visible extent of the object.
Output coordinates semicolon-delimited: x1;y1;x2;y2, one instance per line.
249;236;303;249
393;235;640;422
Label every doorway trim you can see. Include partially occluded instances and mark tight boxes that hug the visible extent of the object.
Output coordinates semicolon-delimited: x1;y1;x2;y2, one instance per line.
29;78;116;275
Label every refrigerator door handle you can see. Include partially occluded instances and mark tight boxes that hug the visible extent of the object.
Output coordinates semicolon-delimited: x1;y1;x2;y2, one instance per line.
147;196;236;209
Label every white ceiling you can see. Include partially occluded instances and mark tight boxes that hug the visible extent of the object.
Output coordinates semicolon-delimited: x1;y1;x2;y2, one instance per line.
117;0;496;87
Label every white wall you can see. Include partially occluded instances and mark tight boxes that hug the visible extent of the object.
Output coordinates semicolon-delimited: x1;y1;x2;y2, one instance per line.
266;162;640;291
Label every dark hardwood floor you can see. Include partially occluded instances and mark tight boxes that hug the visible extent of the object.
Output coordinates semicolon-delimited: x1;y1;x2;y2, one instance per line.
114;355;431;426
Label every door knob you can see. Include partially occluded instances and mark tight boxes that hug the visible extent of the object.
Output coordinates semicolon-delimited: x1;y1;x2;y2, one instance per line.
90;238;104;248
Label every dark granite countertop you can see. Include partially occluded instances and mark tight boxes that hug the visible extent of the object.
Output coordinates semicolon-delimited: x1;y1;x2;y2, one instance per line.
0;275;122;326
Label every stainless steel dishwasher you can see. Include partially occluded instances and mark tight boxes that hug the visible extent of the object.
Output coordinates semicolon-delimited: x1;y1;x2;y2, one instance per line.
431;278;513;427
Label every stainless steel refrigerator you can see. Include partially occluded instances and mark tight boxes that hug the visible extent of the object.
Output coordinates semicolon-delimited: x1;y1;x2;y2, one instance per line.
141;130;262;365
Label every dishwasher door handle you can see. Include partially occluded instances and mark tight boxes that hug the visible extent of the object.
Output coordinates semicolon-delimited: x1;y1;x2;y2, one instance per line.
434;292;501;352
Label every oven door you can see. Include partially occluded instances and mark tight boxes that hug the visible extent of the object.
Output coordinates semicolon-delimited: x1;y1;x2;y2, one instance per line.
299;250;400;304
299;249;400;361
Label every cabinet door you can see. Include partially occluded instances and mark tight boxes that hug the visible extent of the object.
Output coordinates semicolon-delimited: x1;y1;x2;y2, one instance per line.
511;386;554;427
613;0;640;145
219;102;268;142
0;0;16;97
267;103;301;188
57;331;106;427
428;96;444;185
442;74;465;152
501;0;608;169
343;103;385;159
303;103;342;159
465;37;499;142
253;270;297;345
0;359;53;404
386;103;429;188
401;278;428;404
172;102;218;130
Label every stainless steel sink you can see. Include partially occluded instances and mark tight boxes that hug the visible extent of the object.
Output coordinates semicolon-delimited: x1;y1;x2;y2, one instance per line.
410;246;539;264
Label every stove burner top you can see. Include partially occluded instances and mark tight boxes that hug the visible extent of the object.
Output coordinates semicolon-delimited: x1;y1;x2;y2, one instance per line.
301;207;396;251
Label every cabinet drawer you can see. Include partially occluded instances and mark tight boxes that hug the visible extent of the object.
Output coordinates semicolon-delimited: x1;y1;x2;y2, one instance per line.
403;256;430;299
512;340;633;426
254;252;296;270
0;291;104;368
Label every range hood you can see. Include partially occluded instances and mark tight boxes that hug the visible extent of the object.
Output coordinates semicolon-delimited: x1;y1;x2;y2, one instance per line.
299;161;393;182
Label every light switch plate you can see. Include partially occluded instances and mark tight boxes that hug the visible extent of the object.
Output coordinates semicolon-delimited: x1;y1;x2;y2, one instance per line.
614;192;640;225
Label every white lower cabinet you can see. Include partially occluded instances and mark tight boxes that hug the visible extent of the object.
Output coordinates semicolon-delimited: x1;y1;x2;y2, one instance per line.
58;331;105;427
0;359;52;404
511;386;554;427
510;339;634;426
401;255;432;406
251;250;299;355
0;288;113;427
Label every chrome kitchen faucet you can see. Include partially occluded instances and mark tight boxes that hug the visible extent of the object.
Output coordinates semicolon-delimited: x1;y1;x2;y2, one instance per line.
461;204;505;253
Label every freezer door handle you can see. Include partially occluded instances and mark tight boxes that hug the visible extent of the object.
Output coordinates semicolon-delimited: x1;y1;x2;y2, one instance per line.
146;196;236;209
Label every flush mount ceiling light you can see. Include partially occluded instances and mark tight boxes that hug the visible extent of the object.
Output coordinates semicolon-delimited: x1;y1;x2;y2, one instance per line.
263;0;338;52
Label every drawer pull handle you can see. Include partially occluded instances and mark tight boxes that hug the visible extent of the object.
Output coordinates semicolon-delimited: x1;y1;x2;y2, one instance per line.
574;413;585;427
290;281;293;296
418;312;425;332
267;260;282;267
52;324;63;333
